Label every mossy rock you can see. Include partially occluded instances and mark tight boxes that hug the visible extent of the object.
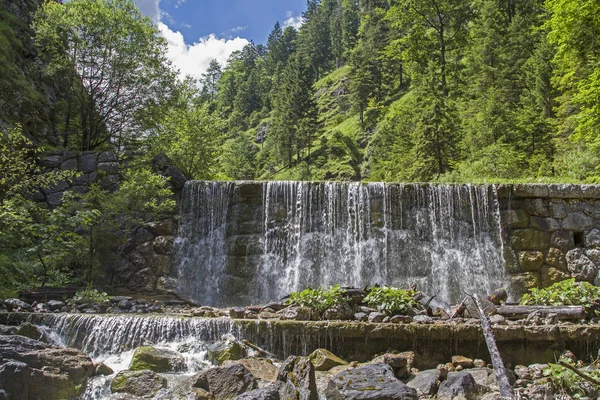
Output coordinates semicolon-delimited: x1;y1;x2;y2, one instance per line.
207;341;246;365
129;346;186;373
15;323;47;342
308;348;347;371
111;369;166;398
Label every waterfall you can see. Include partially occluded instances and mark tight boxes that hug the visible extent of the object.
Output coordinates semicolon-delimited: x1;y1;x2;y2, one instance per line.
174;181;508;306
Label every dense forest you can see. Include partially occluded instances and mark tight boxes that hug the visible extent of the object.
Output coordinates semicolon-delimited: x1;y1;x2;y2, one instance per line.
1;0;599;184
0;0;599;293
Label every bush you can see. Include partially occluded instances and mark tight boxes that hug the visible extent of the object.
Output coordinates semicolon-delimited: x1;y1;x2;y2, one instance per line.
286;285;349;313
71;283;111;304
520;279;600;308
363;286;417;315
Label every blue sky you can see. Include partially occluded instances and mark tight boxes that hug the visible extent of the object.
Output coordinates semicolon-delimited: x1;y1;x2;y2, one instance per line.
133;0;306;81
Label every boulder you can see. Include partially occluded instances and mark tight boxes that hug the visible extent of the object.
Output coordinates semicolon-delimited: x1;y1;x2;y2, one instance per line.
15;323;47;342
407;369;441;396
94;363;114;376
47;300;65;311
452;356;474;368
277;356;318;400
111;369;167;398
324;364;418;399
129;346;186;372
0;335;93;400
208;341;246;365
368;312;386;323
322;303;354;321
437;371;477;400
4;298;30;311
236;385;280;400
223;358;278;382
278;306;319;321
566;248;598;281
194;364;257;400
308;349;347;371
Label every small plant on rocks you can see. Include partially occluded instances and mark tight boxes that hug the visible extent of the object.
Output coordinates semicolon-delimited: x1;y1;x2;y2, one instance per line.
364;286;417;315
71;283;112;304
520;279;600;309
286;285;349;313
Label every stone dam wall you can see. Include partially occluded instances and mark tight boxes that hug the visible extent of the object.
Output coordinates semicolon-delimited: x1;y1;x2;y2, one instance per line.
173;182;600;306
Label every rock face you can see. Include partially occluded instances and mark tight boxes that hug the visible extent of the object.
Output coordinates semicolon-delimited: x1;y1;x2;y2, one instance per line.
0;335;94;400
194;364;258;399
111;369;167;398
324;364;418;399
129;346;186;372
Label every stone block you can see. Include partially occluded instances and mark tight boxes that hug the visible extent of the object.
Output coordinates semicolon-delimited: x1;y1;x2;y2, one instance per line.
586;229;600;248
153;236;174;255
98;151;118;163
42;180;69;195
79;153;98;173
549;201;568;218
502;209;529;229
60;158;78;171
98;162;120;174
45;192;63;207
541;265;570;287
40;155;62;168
518;251;544;272
547;184;582;199
562;212;594;231
227;235;263;256
550;231;574;251
510;273;541;297
146;220;174;236
523;198;549;216
100;174;120;190
566;248;598;282
580;185;600;199
72;172;97;186
511;229;550;251
545;248;567;270
513;184;549;198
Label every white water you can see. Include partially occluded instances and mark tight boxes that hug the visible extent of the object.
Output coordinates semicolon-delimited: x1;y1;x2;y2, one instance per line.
175;181;509;306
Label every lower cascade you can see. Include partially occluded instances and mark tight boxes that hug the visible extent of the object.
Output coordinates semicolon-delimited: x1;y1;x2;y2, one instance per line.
174;181;509;306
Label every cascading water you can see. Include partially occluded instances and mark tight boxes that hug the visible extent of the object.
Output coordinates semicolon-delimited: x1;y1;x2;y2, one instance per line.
175;181;509;306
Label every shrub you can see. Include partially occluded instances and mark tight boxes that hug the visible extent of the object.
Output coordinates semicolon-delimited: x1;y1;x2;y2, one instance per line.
363;286;417;315
286;285;349;313
71;283;111;304
520;279;600;308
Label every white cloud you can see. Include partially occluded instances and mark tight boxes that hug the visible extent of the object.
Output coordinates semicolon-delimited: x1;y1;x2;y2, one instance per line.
159;23;249;82
133;0;249;82
283;12;304;30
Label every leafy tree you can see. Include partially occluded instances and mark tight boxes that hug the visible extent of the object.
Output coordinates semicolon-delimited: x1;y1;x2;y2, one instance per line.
34;0;177;151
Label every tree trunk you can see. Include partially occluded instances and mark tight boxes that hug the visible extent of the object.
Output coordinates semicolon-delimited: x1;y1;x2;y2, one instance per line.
496;305;586;320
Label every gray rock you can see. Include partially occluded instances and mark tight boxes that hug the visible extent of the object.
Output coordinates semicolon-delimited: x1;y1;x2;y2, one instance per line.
562;212;594;231
550;231;575;251
46;192;64;207
129;346;186;373
368;312;386;323
208;340;246;365
229;307;246;319
42;180;70;196
412;315;435;324
60;158;78;171
566;248;598;281
98;162;120;174
164;166;187;191
437;371;477;400
236;385;280;400
72;172;97;186
407;369;441;396
41;155;63;168
0;361;29;400
194;364;257;399
80;153;98;173
324;364;418;399
111;369;166;398
4;298;30;311
586;229;600;248
277;356;318;400
47;300;65;311
98;151;118;163
118;300;133;310
354;312;368;322
322;303;354;321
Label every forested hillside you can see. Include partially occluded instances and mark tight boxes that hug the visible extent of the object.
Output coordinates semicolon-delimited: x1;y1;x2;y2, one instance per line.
1;0;599;184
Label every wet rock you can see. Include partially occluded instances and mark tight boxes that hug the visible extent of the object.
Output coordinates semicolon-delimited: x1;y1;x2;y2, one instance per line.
389;315;413;323
278;306;318;321
111;369;167;398
353;312;367;322
0;335;94;400
368;312;386;323
488;314;506;325
407;369;441;396
412;315;435;323
15;323;47;342
118;299;133;310
224;358;278;382
277;356;318;400
322;303;354;320
451;356;474;368
437;371;477;400
229;307;246;319
567;248;598;281
47;300;65;312
194;364;257;400
474;359;487;368
511;229;549;251
4;298;30;311
484;288;508;305
308;348;347;371
129;346;186;372
94;363;114;376
236;385;280;400
0;325;17;335
208;340;246;365
259;310;281;319
324;364;418;400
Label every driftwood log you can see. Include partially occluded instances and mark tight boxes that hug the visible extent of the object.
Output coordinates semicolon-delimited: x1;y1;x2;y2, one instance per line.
496;305;586;320
468;294;514;399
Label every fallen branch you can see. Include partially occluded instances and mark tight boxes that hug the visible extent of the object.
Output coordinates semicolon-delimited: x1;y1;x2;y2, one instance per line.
558;361;600;386
466;293;514;400
451;297;468;319
242;339;275;358
497;305;585;320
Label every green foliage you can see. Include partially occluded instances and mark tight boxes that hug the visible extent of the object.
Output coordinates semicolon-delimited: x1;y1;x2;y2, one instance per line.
543;363;600;398
520;279;600;308
286;285;349;313
71;283;111;304
364;286;417;315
